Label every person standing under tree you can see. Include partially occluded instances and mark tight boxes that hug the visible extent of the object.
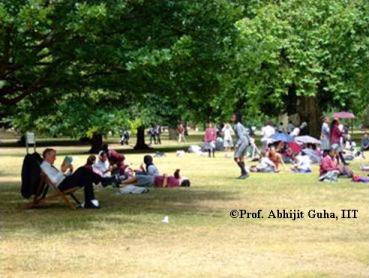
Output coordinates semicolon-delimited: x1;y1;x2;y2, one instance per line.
155;125;162;144
231;112;250;179
148;124;157;145
204;122;217;158
330;119;348;165
320;116;330;155
177;123;186;143
222;123;234;158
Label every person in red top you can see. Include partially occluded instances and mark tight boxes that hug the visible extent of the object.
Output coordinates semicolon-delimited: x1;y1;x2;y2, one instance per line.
177;124;186;143
330;119;348;165
319;149;340;177
101;144;129;175
204;122;217;158
319;146;353;181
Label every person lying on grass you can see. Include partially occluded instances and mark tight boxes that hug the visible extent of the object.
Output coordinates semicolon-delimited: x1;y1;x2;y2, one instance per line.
250;151;278;173
119;169;190;188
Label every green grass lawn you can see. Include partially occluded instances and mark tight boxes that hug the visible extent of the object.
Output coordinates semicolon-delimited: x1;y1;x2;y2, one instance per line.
0;142;368;278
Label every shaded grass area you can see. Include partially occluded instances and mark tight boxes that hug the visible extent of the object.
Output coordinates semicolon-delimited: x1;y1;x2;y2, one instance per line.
0;146;369;277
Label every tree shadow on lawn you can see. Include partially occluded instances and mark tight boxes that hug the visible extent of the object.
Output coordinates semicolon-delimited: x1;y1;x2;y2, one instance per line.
0;180;238;236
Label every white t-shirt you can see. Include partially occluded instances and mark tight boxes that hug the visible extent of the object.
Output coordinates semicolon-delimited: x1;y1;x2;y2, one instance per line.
259;157;275;169
40;161;65;186
147;165;159;176
93;159;111;177
295;155;311;171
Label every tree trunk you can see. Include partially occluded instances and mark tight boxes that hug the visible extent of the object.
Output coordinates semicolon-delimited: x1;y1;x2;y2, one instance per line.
89;133;103;153
297;96;322;138
168;128;177;140
184;121;189;136
134;126;150;150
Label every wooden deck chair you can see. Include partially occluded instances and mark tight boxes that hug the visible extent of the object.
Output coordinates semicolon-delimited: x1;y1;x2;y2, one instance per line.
26;172;81;210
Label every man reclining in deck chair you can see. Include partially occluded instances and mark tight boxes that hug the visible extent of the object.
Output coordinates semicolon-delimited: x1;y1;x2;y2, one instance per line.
41;148;116;209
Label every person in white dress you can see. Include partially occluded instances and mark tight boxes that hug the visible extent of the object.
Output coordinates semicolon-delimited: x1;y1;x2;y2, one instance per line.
222;123;234;157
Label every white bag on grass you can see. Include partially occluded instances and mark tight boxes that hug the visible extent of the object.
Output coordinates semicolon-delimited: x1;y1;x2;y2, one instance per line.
119;185;148;194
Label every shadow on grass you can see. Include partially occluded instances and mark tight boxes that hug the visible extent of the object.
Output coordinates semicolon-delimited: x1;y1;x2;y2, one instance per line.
0;180;237;236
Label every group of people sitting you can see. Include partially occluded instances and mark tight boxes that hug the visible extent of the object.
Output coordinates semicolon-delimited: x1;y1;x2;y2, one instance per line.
250;145;311;174
40;144;190;209
248;117;369;183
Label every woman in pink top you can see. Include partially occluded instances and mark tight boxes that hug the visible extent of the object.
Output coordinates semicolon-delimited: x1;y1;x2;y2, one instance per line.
204;122;217;158
330;119;348;165
319;149;340;176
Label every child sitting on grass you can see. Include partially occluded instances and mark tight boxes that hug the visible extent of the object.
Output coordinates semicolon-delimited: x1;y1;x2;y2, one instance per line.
250;151;278;173
267;146;285;171
291;152;312;173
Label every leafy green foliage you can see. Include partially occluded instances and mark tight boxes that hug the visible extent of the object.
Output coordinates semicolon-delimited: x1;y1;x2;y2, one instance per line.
1;0;369;137
219;0;369;119
2;0;241;135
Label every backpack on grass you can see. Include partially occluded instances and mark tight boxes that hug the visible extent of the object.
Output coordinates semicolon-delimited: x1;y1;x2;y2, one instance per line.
21;152;43;199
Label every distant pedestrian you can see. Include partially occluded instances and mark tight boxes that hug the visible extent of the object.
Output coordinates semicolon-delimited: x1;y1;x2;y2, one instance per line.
148;124;157;145
204;123;217;158
222;123;234;157
155;125;162;144
177;124;186;143
320;116;330;154
330;119;348;165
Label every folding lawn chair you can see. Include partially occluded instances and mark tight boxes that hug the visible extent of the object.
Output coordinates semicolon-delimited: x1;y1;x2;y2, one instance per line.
26;172;81;210
22;135;81;210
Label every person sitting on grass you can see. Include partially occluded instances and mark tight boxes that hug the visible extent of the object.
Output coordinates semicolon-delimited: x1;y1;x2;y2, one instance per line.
267;146;285;171
276;141;295;163
135;155;160;176
93;151;116;177
250;151;278;173
319;146;353;182
101;144;129;175
291;152;312;173
40;148;116;209
120;169;190;189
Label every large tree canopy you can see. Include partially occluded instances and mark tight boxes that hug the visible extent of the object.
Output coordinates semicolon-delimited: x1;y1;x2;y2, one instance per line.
1;0;369;141
0;0;241;105
1;0;242;150
218;0;369;134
